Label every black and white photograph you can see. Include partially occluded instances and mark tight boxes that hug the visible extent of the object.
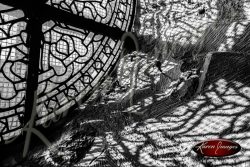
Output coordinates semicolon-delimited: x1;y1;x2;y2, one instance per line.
0;0;250;166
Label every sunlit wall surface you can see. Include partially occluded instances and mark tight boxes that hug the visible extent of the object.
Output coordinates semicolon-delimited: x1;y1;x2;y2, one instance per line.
138;0;250;55
86;53;250;167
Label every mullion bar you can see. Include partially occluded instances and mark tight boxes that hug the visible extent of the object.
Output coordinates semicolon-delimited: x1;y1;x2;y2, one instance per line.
0;0;125;40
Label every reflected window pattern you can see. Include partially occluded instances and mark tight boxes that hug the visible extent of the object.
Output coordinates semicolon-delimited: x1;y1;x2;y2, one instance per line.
138;0;250;56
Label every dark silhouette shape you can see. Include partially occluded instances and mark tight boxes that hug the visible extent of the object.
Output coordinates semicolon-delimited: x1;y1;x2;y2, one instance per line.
155;60;163;73
123;36;136;55
198;8;206;15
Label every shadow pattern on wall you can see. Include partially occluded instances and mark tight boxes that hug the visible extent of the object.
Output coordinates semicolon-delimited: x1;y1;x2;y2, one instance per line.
135;0;250;59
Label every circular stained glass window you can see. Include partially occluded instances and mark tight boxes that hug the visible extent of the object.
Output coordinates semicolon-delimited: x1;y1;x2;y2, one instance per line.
0;0;137;143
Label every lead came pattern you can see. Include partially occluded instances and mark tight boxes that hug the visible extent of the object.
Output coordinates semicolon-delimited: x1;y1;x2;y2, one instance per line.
47;0;134;31
0;0;136;142
37;21;122;124
0;5;28;142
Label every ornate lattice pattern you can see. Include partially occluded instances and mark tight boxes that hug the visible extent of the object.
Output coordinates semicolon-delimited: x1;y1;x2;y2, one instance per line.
0;5;28;141
47;0;134;31
0;0;136;142
36;21;122;125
